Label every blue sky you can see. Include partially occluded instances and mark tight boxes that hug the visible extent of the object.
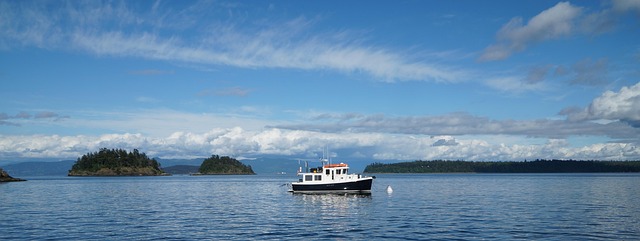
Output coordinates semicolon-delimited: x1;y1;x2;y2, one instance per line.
1;0;639;162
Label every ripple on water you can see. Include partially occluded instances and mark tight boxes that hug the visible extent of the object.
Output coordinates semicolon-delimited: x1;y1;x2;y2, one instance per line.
1;174;639;240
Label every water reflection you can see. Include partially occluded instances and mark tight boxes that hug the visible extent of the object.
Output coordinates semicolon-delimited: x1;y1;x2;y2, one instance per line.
292;193;371;210
3;174;639;240
289;193;373;238
292;192;372;197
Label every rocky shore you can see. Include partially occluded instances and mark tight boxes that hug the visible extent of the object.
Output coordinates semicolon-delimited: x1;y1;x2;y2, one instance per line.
0;168;26;182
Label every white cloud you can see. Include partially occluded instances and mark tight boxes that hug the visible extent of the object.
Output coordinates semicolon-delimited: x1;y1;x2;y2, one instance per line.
3;80;639;161
274;112;640;141
480;2;582;61
613;0;640;13
431;135;459;147
481;1;640;61
564;82;640;126
1;128;638;161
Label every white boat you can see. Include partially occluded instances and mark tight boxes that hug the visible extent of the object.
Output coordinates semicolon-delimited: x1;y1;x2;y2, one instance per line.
290;161;374;194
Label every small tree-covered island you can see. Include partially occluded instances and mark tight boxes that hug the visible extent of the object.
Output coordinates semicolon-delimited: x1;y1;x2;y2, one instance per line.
196;155;255;175
68;148;168;176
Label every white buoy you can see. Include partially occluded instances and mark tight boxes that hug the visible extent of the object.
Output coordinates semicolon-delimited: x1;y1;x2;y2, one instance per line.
386;185;393;194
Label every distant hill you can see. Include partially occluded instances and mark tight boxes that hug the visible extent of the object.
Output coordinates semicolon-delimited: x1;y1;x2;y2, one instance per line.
1;160;75;176
155;158;204;167
158;157;301;174
364;160;640;173
162;165;199;175
197;155;255;175
239;157;298;174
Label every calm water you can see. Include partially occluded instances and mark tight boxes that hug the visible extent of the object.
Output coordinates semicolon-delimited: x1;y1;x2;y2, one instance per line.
1;173;639;240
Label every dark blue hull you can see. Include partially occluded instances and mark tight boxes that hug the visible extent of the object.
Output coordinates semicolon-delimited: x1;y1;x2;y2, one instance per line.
291;178;373;193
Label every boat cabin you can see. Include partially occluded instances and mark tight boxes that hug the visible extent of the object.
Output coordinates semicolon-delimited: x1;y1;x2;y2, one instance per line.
299;163;362;183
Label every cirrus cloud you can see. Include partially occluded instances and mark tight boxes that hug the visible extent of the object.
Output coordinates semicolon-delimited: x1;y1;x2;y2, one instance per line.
0;111;69;126
0;1;464;83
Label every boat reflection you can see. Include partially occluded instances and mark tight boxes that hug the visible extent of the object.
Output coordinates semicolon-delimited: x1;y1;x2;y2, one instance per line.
292;192;372;212
291;192;371;197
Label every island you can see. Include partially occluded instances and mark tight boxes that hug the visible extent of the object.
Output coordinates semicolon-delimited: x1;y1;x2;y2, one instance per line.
68;148;168;176
0;168;26;182
195;155;255;175
364;159;640;173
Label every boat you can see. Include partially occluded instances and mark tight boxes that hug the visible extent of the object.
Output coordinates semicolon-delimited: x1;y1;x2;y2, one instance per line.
289;160;374;194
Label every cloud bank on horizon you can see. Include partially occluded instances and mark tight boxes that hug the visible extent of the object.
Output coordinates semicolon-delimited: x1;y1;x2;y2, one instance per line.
1;0;639;162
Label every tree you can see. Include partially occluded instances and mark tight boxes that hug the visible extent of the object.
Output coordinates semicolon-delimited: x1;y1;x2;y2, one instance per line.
69;148;166;176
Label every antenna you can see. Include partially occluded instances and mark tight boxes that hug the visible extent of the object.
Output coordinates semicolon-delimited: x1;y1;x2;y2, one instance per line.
323;145;330;165
305;160;308;173
317;145;331;166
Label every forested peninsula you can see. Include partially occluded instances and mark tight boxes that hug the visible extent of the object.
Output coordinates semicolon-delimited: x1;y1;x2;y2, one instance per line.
196;155;255;175
68;148;167;176
364;160;640;173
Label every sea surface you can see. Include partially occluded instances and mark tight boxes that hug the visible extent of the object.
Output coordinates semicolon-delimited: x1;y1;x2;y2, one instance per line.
1;173;639;240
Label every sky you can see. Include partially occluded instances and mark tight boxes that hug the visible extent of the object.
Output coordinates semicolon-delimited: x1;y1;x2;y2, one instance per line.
1;0;640;163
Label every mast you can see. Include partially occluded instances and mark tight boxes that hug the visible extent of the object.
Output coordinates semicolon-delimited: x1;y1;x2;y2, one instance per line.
324;145;330;165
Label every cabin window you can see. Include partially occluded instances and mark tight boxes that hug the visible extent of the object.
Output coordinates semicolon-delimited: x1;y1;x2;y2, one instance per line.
343;169;347;174
336;169;341;174
325;169;330;175
305;175;313;181
314;175;322;181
